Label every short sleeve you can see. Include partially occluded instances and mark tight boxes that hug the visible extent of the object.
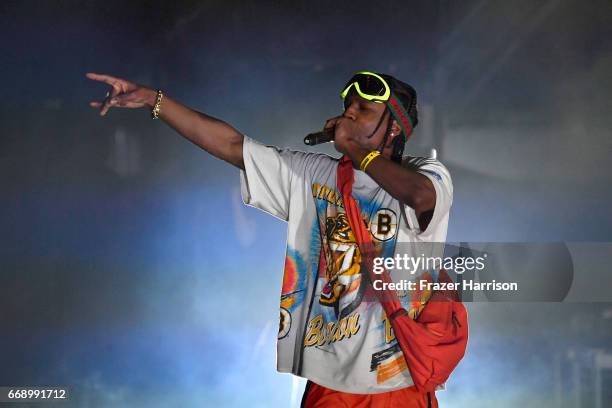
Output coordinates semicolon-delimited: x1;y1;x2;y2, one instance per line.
403;157;453;236
239;135;305;222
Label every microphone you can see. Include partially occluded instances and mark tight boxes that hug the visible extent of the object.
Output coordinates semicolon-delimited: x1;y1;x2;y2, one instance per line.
304;128;335;146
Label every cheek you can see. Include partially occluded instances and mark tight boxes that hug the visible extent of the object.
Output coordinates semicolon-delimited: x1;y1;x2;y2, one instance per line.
362;117;386;139
366;131;386;148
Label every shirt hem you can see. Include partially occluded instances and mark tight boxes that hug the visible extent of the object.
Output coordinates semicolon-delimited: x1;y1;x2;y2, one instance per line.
276;366;419;395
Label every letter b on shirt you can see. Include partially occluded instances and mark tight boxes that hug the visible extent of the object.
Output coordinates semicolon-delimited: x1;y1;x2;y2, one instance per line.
370;209;397;241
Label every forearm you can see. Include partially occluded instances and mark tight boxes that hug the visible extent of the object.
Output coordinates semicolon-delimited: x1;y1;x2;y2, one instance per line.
144;90;244;169
346;147;435;215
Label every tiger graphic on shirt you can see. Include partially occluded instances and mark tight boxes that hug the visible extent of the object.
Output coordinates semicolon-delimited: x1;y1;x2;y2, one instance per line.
319;212;367;320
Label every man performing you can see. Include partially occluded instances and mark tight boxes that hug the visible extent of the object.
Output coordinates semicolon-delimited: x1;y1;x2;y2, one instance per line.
87;70;468;407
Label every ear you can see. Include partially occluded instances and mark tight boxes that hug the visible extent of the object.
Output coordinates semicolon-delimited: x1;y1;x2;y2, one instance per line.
388;119;403;141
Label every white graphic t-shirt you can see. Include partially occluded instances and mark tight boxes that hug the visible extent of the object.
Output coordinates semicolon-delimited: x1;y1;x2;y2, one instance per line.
239;135;453;394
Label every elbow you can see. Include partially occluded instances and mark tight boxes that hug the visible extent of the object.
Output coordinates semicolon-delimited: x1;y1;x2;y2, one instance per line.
409;185;436;216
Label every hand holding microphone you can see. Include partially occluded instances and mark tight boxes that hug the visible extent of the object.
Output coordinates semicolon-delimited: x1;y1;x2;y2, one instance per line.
304;115;343;146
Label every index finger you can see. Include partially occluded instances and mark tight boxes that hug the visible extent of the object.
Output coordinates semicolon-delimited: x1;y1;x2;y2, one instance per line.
324;116;341;129
85;72;120;86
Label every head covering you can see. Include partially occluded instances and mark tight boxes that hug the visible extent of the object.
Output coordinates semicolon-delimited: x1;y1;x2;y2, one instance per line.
377;73;419;142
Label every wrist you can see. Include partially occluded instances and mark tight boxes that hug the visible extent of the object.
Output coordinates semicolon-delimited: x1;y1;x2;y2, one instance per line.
144;88;158;109
359;150;382;172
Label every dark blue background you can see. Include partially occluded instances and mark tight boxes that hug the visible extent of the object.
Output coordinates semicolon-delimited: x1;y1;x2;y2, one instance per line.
1;0;611;406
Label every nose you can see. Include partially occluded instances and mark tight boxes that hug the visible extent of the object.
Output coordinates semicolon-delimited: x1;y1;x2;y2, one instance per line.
342;103;357;120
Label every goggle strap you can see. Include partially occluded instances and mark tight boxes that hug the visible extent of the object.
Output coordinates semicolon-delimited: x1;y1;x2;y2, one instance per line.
388;95;413;140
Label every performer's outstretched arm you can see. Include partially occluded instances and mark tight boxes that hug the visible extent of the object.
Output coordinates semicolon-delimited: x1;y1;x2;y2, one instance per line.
86;73;244;170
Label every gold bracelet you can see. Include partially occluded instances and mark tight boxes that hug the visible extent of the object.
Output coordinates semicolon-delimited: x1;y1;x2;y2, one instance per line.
151;89;164;119
360;151;381;172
